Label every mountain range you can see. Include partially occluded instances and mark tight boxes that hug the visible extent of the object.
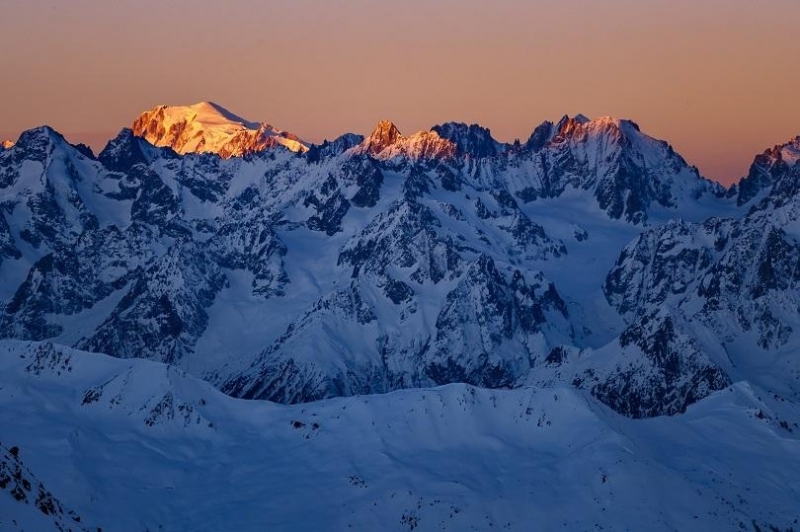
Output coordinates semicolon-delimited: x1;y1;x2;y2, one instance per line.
0;102;799;531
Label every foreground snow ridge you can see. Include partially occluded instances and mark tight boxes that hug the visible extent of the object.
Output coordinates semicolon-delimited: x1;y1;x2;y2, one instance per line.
1;340;799;531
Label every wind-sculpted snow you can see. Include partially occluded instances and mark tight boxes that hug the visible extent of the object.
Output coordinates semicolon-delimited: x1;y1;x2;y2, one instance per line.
1;341;799;531
1;110;798;420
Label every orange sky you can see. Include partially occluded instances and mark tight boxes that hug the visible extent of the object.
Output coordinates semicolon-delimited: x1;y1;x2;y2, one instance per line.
2;0;799;185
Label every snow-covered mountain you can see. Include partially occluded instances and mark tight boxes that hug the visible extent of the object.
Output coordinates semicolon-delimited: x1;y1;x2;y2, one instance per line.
729;135;800;205
0;112;781;419
1;340;798;531
0;437;87;532
1;140;13;150
131;101;309;157
605;140;800;400
517;114;726;223
351;120;458;160
2;108;800;529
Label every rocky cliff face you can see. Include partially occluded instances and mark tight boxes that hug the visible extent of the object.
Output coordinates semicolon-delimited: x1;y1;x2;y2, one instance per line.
604;146;800;399
352;120;458;161
430;122;504;158
731;136;800;205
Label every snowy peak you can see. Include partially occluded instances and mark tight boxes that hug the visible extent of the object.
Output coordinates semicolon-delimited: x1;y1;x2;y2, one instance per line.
397;129;457;160
15;125;66;145
97;127;171;172
1;126;72;163
353;120;457;161
734;135;800;205
554;114;590;138
1;139;13;149
752;135;800;175
526;119;557;152
779;136;800;165
515;114;721;223
430;122;504;158
760;136;800;167
526;114;594;151
529;114;644;149
131;101;309;157
186;101;260;129
554;115;639;143
306;133;365;161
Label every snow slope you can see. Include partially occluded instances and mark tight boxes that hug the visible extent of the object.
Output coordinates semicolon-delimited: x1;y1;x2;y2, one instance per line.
0;340;798;532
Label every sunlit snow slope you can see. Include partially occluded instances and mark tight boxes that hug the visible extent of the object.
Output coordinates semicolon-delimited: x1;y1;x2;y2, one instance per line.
131;101;309;157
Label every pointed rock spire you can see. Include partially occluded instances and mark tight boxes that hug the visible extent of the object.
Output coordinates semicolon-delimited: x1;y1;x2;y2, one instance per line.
526;120;556;152
526;115;591;151
354;120;457;161
362;120;403;155
554;115;589;138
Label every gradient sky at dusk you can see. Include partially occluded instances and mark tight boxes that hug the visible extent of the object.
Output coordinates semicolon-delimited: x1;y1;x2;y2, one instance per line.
2;0;799;184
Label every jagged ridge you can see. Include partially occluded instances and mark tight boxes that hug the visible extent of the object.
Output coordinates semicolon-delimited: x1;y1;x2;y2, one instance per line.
0;110;798;419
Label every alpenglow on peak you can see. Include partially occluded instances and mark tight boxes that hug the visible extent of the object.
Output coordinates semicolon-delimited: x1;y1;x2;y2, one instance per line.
352;119;457;160
131;101;309;158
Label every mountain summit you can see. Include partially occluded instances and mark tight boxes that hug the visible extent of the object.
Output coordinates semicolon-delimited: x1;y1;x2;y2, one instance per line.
360;119;403;153
131;101;309;157
510;114;724;223
732;135;800;205
353;120;457;160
